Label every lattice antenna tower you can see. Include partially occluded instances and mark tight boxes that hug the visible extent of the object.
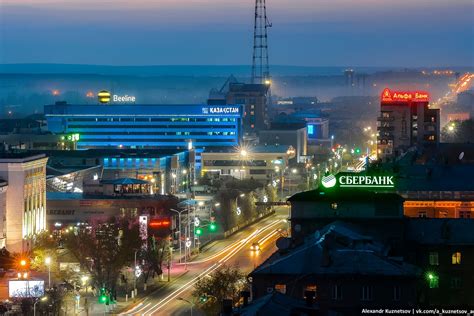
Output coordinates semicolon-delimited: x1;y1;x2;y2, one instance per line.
251;0;272;84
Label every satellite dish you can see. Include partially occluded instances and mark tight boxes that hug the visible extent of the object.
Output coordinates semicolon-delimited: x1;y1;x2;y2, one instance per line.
459;152;465;160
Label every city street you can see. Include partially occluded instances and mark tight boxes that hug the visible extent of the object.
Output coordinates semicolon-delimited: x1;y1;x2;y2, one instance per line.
119;206;289;316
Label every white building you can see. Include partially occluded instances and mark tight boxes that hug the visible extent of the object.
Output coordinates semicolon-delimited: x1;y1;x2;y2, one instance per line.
0;153;48;253
201;145;295;182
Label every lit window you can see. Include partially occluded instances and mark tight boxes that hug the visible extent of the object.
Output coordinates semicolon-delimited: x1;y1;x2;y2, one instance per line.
429;252;439;266
307;125;314;135
274;284;286;294
428;274;439;288
452;252;461;265
331;203;338;210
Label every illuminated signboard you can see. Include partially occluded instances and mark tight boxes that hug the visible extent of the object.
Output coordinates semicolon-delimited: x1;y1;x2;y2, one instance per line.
97;90;136;104
202;107;240;114
381;88;429;103
321;173;395;189
149;218;171;228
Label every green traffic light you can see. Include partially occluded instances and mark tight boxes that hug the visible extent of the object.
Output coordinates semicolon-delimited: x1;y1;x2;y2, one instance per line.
195;228;202;236
209;223;217;231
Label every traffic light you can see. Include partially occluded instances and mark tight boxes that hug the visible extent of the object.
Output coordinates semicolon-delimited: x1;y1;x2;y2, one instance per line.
355;147;361;154
98;288;109;304
199;294;208;303
209;222;217;232
195;227;203;236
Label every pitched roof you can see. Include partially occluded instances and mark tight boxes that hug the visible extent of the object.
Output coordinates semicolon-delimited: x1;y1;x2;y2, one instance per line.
252;226;419;277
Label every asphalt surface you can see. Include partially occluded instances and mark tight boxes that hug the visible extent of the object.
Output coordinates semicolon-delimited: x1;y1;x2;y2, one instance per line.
118;206;289;316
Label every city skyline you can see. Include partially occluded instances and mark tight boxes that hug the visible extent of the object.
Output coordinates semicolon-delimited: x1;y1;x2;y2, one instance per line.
1;0;473;67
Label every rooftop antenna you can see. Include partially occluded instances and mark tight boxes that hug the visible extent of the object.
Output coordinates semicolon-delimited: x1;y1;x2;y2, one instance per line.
251;0;272;84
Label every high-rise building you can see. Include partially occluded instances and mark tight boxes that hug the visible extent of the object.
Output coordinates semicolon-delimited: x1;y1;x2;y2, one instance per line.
0;153;48;252
226;82;270;139
377;88;439;159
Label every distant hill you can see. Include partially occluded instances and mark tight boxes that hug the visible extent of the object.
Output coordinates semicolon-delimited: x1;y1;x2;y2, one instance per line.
0;64;408;77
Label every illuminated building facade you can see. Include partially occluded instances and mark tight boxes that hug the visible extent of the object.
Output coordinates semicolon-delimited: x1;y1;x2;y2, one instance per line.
44;103;243;149
201;145;295;183
377;88;440;159
0;153;48;252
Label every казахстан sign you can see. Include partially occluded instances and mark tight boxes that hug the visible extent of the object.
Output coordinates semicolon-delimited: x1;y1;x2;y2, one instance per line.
321;173;395;189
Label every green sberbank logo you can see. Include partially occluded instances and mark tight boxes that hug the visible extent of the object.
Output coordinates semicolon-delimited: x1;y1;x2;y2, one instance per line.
321;172;395;189
321;174;337;188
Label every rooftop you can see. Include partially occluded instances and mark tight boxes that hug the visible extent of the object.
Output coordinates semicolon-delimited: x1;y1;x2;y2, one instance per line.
288;187;403;203
251;224;419;277
100;178;149;185
0;152;47;162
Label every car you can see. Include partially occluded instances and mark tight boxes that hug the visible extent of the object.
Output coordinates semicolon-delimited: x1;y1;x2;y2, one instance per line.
250;242;260;251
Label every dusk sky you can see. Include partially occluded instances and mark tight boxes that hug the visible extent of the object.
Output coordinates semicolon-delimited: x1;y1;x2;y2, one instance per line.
0;0;473;67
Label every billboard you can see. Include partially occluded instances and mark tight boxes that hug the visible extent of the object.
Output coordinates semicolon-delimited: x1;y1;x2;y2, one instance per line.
9;280;45;298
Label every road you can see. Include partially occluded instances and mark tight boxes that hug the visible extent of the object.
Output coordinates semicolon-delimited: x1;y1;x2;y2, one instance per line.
120;206;289;316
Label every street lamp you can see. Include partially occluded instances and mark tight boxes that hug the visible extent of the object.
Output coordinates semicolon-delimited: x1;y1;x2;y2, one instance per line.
44;257;51;288
177;297;194;316
33;296;47;316
170;208;187;263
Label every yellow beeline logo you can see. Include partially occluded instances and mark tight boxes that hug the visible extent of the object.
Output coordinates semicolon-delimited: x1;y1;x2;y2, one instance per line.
97;90;111;104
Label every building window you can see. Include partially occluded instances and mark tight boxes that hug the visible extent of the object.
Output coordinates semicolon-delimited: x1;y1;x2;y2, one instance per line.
393;286;401;301
450;277;461;289
332;285;342;300
429;252;439;266
459;211;471;219
418;211;427;218
428;274;439;288
275;284;286;294
452;252;461;265
361;286;373;301
331;203;338;210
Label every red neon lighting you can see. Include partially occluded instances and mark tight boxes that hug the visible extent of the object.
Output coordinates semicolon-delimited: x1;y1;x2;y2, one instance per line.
381;88;429;103
149;220;171;227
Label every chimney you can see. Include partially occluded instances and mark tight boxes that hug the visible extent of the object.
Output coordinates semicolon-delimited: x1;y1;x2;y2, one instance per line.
320;235;333;267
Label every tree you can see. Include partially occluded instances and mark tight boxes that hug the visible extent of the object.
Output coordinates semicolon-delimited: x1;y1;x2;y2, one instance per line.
63;217;141;296
441;119;474;143
192;265;248;316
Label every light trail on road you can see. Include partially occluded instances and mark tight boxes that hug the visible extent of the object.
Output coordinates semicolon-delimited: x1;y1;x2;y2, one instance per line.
120;218;286;315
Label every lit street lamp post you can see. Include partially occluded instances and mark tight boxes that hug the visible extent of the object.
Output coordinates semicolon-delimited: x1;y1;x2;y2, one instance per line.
33;296;47;316
170;208;187;263
44;257;51;289
177;297;194;316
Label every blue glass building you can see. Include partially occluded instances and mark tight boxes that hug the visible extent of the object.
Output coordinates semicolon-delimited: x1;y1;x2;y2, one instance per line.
44;103;243;149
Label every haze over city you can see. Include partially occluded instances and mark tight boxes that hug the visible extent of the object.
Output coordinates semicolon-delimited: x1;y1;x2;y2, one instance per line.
0;0;473;315
1;0;473;66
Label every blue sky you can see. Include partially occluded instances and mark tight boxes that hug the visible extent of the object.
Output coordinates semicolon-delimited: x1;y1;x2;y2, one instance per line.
0;0;473;67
